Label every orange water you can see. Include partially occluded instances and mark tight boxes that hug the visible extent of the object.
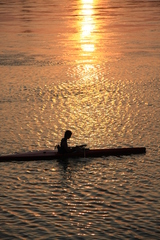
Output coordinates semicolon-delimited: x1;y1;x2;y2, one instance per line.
0;0;160;239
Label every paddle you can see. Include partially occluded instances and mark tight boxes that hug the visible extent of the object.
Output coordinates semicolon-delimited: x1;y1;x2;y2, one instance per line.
76;144;87;148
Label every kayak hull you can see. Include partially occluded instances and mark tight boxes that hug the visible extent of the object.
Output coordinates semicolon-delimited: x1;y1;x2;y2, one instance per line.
0;147;146;162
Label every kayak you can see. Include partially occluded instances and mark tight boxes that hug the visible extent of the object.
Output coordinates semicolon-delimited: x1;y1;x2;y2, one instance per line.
0;147;146;162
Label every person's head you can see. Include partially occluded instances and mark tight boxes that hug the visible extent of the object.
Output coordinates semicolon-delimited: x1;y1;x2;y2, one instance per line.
64;130;72;139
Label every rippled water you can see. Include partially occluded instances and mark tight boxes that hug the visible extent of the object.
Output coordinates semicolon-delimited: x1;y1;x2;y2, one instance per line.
0;0;160;239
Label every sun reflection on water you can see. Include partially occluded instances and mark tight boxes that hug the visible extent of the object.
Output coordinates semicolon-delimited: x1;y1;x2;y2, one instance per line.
67;0;99;83
80;0;95;54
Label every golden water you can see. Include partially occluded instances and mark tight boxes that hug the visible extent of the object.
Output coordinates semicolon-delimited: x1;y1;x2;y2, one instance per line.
0;0;160;239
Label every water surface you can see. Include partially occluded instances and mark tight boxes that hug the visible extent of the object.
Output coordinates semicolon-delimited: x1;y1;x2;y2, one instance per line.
0;0;160;239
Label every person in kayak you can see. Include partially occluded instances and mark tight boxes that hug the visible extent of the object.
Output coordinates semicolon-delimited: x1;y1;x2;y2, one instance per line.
57;130;87;154
58;130;73;154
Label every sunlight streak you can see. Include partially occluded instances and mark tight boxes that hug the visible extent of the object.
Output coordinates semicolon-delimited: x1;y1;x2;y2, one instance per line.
80;0;95;53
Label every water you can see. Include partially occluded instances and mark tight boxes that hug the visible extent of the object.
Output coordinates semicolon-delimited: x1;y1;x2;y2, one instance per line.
0;0;160;239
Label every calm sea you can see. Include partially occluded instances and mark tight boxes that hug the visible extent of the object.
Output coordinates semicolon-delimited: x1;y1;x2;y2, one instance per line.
0;0;160;239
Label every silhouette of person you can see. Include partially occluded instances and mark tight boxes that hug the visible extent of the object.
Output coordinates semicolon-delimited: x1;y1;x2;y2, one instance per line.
59;130;73;153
